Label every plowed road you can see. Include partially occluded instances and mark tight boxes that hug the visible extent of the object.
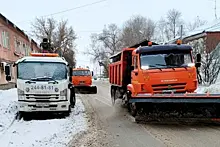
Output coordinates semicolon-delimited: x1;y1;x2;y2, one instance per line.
70;80;220;147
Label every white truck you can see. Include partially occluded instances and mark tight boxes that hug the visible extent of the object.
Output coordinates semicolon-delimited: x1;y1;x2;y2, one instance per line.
4;53;75;118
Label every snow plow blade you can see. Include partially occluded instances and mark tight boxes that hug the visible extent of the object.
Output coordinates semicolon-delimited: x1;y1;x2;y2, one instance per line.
74;86;97;94
128;93;220;123
129;93;220;103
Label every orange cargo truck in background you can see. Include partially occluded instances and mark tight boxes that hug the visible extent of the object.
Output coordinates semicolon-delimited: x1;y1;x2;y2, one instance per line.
109;40;220;122
72;67;97;94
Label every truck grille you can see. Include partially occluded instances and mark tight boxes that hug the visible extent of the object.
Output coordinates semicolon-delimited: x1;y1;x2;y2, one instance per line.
152;83;186;93
25;94;59;102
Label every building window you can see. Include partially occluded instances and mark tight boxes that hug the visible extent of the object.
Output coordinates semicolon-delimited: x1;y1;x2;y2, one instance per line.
2;31;10;49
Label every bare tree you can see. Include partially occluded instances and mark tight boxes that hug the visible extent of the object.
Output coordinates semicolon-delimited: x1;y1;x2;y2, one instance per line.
86;24;122;77
121;15;156;47
166;9;183;39
187;16;207;32
31;17;77;67
189;38;220;85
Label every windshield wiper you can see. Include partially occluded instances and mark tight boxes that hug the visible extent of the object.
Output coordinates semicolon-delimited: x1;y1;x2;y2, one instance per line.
148;65;162;71
31;77;58;84
155;64;176;71
25;79;36;84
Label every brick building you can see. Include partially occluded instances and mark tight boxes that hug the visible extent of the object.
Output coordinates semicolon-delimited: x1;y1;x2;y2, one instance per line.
0;13;41;88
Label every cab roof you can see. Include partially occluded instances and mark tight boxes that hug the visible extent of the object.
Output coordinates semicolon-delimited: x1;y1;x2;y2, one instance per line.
136;44;192;54
14;56;68;65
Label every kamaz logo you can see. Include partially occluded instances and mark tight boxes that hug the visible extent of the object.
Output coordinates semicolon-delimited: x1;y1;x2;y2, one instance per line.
168;85;172;89
161;79;177;82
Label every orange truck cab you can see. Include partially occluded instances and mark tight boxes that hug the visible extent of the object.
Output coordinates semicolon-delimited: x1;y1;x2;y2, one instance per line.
72;67;97;94
109;40;220;121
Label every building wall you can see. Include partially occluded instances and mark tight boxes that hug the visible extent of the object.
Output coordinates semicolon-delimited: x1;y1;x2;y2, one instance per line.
206;32;220;53
0;17;40;86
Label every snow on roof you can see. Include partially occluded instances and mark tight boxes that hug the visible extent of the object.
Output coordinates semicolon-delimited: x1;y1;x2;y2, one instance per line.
184;18;220;38
166;18;220;43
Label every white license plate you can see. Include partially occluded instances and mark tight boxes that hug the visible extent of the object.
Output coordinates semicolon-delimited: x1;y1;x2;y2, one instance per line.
36;103;49;107
30;85;54;90
162;89;176;93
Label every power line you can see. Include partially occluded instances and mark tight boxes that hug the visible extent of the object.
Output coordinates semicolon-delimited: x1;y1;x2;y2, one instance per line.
16;0;108;24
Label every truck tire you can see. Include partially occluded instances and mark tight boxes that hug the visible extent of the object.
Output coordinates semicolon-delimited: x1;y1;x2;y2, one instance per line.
70;89;76;108
63;105;71;117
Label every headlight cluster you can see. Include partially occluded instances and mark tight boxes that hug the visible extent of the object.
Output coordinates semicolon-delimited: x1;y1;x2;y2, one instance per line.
60;89;67;96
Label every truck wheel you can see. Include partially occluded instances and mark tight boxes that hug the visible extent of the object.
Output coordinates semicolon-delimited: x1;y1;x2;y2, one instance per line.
70;89;76;108
63;106;71;117
130;103;137;117
111;87;115;105
92;87;97;94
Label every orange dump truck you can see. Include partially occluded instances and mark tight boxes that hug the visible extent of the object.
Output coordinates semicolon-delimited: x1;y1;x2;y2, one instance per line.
72;67;97;94
109;40;220;122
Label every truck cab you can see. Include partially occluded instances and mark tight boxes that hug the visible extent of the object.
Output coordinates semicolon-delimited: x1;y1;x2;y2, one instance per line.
72;67;97;94
128;41;198;97
5;53;75;117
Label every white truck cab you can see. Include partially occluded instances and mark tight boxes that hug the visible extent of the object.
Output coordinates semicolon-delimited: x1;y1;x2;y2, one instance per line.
5;53;75;117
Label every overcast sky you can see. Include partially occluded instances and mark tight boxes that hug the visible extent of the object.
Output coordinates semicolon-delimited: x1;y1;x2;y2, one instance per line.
0;0;219;74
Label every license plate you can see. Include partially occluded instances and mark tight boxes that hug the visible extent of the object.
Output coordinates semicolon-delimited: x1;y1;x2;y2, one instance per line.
36;103;49;107
162;89;176;93
30;85;54;90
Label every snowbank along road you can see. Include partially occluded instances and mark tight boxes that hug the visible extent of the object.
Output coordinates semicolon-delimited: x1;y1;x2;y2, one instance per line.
0;88;87;147
71;80;220;147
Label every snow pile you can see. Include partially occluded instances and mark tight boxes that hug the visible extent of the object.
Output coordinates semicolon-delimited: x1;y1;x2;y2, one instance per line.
0;89;87;147
0;88;18;133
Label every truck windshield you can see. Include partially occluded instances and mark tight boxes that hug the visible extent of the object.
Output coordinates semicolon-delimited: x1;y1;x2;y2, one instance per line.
72;70;91;76
18;62;67;80
140;52;192;69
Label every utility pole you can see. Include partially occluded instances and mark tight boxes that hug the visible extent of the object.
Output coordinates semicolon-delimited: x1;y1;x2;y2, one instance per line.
215;0;217;19
180;25;183;39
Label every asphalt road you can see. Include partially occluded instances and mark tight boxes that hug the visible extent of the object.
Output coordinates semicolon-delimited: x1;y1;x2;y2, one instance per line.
72;80;220;147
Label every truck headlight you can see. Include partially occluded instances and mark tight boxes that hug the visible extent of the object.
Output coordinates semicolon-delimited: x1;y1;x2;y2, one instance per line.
60;89;67;96
18;89;24;95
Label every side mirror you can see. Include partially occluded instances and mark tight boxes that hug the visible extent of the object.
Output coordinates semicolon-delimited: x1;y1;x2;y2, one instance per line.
131;65;134;71
196;53;201;63
91;71;94;76
69;76;72;82
195;53;201;68
6;75;11;81
5;65;10;76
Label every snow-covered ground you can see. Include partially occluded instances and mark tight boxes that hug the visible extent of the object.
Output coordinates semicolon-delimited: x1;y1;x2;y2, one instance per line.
0;88;87;147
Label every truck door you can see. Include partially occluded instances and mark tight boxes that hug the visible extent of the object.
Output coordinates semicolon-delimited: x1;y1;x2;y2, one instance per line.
131;55;139;87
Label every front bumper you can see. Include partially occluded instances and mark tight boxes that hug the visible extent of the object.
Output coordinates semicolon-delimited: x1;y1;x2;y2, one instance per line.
18;101;70;112
129;93;220;103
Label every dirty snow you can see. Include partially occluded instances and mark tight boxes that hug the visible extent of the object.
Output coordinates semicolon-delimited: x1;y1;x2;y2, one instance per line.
0;88;87;147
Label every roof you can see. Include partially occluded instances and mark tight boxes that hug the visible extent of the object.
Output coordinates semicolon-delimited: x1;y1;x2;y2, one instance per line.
0;13;40;49
136;44;192;54
14;56;68;65
129;39;158;48
166;18;220;43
